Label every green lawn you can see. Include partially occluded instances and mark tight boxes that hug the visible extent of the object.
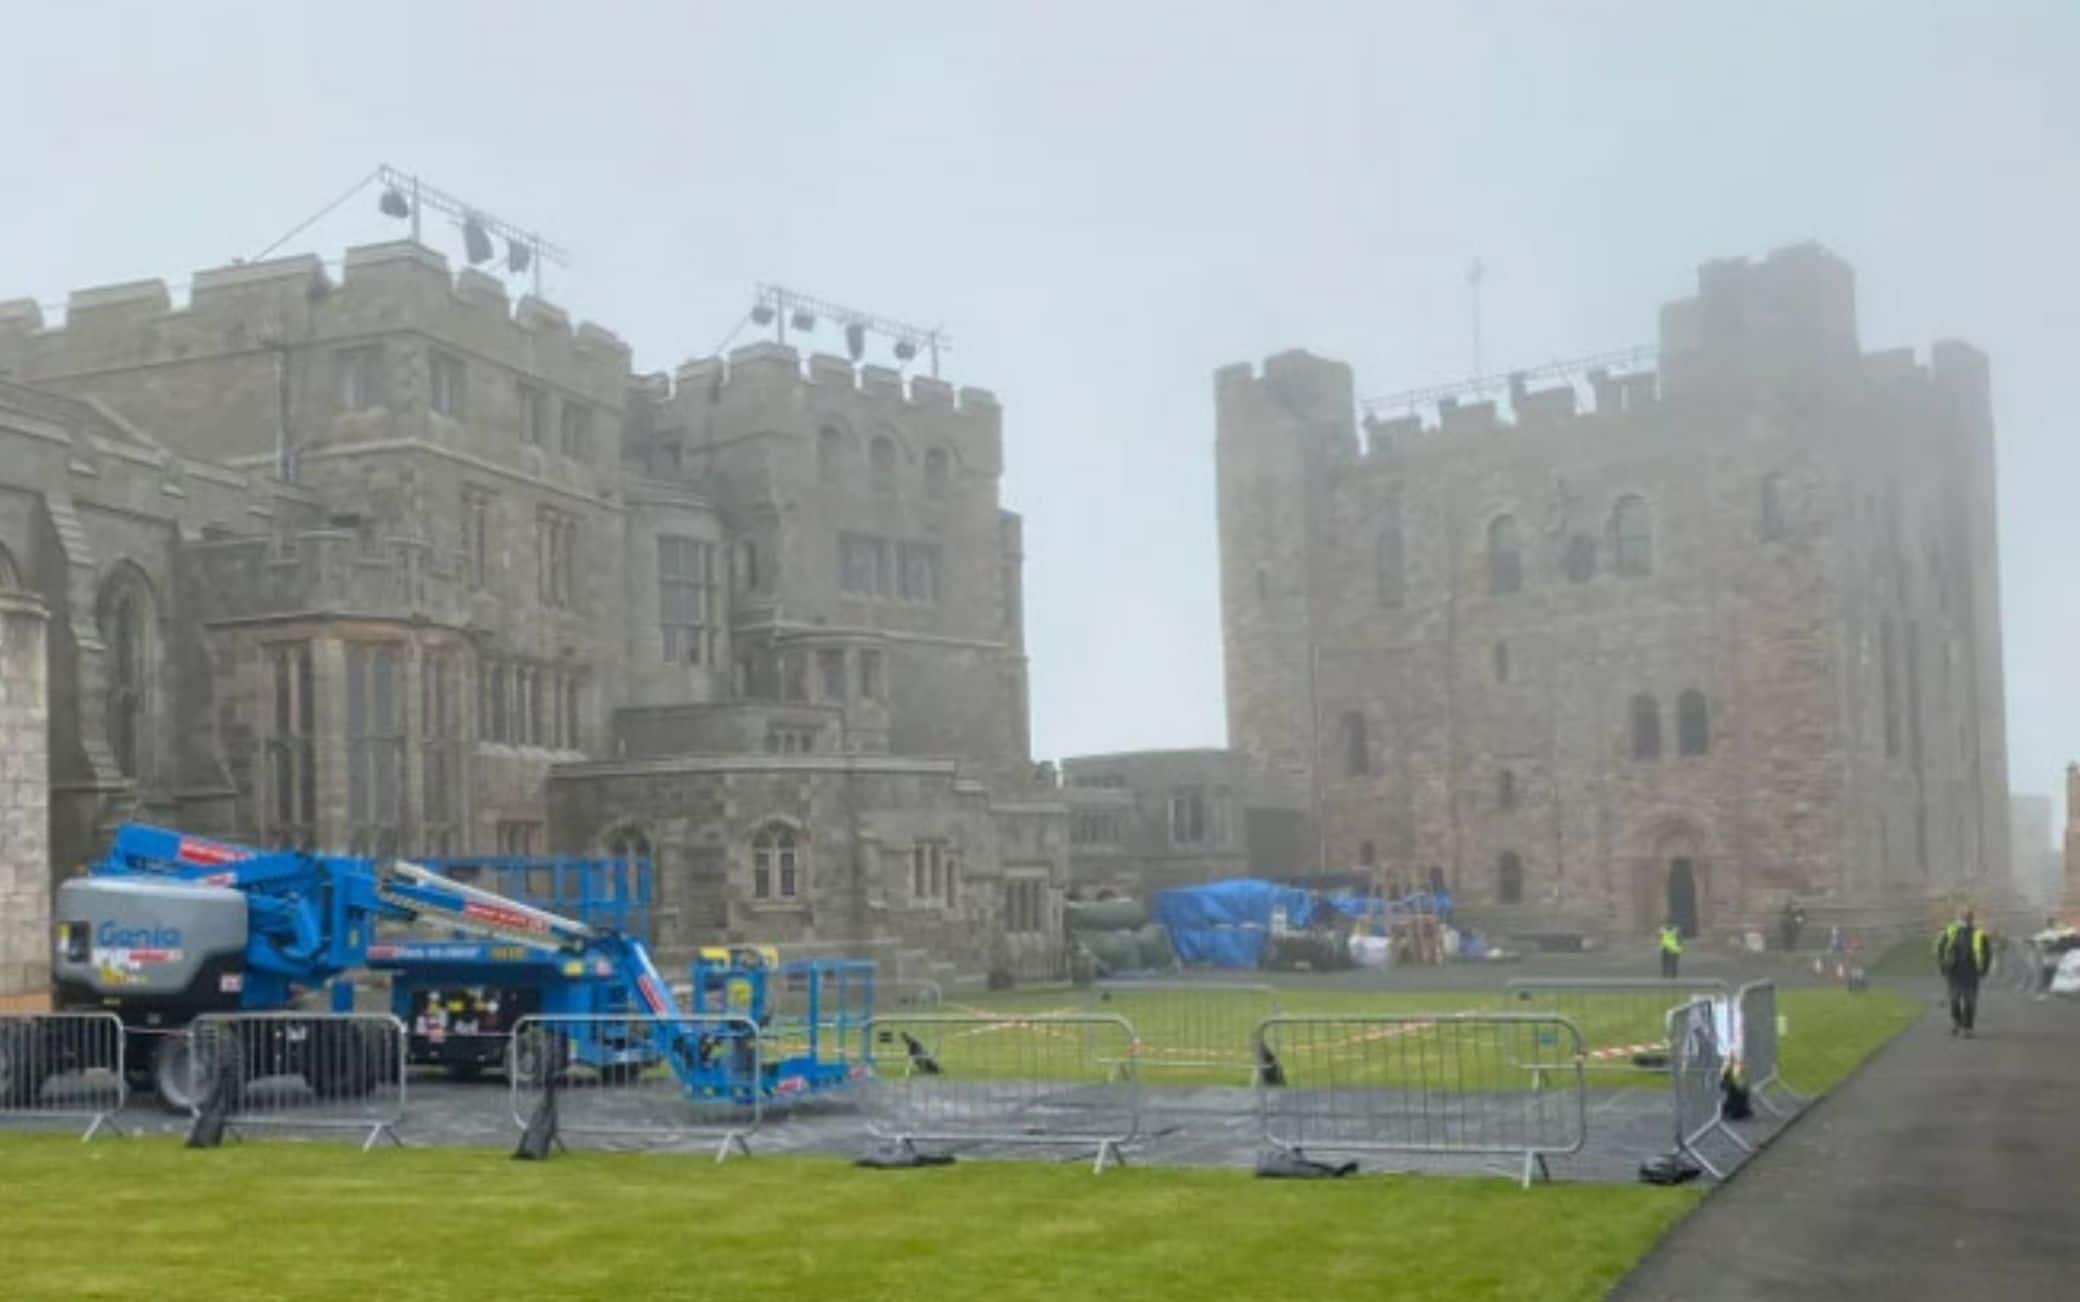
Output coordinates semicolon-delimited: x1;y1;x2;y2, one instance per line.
0;983;1920;1300
0;1134;1701;1302
913;984;1920;1093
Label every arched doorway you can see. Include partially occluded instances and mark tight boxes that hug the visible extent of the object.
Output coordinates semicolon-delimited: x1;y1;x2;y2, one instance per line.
1666;859;1699;938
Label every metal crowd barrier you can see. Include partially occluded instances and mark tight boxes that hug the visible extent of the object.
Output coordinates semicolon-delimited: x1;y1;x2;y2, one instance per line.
508;1014;761;1162
184;1012;407;1150
765;963;874;1072
0;1012;127;1140
1734;981;1804;1117
1086;981;1277;1082
1253;1013;1586;1188
1503;978;1730;1075
861;1014;1139;1173
1666;997;1750;1179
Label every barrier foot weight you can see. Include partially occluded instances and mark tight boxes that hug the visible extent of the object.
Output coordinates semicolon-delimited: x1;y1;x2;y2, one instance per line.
1093;1139;1125;1175
714;1130;753;1164
1679;1141;1726;1181
1520;1151;1550;1189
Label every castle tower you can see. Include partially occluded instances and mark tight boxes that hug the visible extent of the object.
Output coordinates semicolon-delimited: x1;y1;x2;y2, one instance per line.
1213;350;1356;858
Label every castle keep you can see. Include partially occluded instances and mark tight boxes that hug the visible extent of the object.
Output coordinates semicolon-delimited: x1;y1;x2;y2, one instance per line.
0;243;1063;994
1216;245;2010;936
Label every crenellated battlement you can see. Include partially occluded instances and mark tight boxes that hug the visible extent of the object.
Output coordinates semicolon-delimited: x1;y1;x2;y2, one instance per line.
661;340;999;415
0;242;633;403
185;526;470;625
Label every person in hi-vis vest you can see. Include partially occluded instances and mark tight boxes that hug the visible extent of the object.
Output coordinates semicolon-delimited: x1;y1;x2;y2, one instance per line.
1658;920;1683;979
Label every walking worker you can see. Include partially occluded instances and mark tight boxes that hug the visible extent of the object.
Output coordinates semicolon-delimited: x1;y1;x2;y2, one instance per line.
1658;919;1683;979
1934;908;1992;1037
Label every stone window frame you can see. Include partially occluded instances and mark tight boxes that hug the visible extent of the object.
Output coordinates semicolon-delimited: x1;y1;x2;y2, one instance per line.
537;506;578;610
344;641;406;857
496;820;542;856
840;532;891;598
0;540;19;589
897;540;942;604
517;380;549;447
911;841;954;907
462;487;495;591
657;534;717;666
1004;875;1047;934
923;446;952;499
1497;851;1524;904
1608;494;1653;577
817;648;847;702
1341;710;1369;777
95;562;157;782
429;349;467;418
1169;788;1210;847
1487;513;1523;596
818;425;848;484
336;344;383;411
869;434;899;495
559;400;594;461
265;639;317;849
1492;640;1510;683
1377;503;1406;608
752;821;805;903
1677;689;1710;757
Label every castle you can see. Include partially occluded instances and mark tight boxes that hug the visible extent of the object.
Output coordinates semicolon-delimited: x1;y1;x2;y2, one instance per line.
1215;244;2011;937
0;243;1063;995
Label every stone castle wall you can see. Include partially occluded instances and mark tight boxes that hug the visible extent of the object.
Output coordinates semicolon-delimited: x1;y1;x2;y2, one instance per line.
1216;245;2010;934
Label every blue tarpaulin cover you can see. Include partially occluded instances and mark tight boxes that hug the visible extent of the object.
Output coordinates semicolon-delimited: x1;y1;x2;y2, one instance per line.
1325;889;1454;923
1152;879;1319;968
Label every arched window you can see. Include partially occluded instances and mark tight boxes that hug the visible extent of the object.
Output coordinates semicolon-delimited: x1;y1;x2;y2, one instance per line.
924;447;950;499
1358;840;1377;868
0;541;19;590
606;824;653;863
870;436;897;495
1377;505;1405;608
1609;495;1652;577
818;427;844;484
97;567;153;779
1759;473;1786;541
1563;533;1597;583
1488;514;1522;595
1492;640;1510;683
1677;689;1710;756
1497;767;1516;810
1342;711;1369;776
1497;852;1524;904
751;823;800;900
1631;693;1662;760
1255;567;1269;603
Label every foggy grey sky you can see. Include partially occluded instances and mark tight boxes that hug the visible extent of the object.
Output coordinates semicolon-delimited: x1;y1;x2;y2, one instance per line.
5;2;2076;841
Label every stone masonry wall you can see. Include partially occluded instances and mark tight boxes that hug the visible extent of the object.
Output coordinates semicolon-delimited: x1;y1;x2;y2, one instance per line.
1216;245;2010;936
0;589;51;997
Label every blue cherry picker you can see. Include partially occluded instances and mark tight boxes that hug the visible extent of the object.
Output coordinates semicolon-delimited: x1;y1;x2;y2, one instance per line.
40;825;702;1111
